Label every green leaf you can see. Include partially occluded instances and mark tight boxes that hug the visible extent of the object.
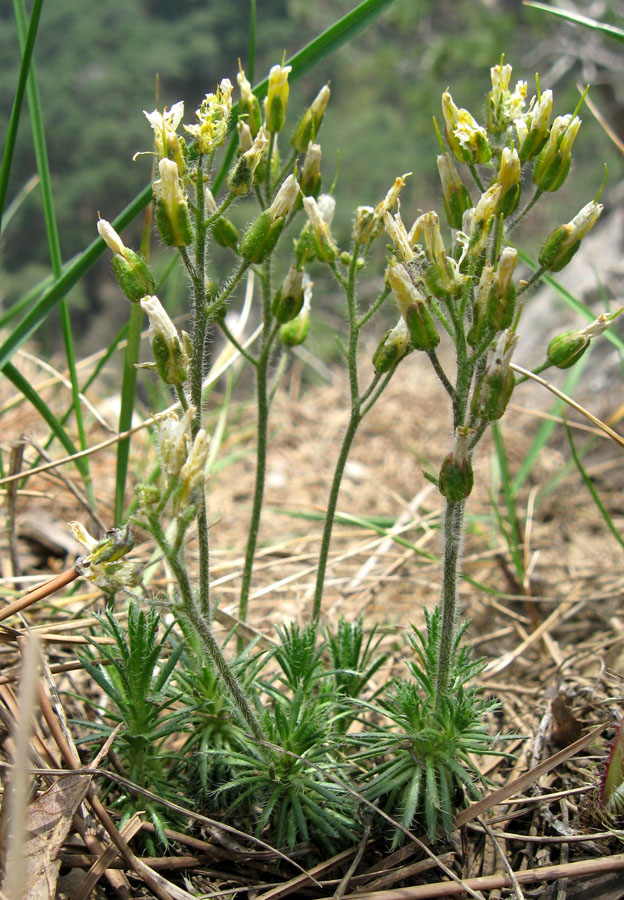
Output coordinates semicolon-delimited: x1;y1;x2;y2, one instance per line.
0;0;44;230
524;3;624;42
115;301;144;525
0;184;152;373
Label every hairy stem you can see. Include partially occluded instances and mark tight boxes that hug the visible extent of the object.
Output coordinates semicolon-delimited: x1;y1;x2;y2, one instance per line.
435;498;465;703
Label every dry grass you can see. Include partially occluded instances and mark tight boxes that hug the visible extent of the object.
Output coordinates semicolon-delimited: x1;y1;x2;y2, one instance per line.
0;343;622;898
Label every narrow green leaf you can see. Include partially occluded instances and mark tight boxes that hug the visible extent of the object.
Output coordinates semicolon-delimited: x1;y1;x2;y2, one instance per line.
3;361;89;481
14;0;92;498
0;184;152;373
524;2;624;42
0;0;44;230
565;421;624;551
115;302;144;525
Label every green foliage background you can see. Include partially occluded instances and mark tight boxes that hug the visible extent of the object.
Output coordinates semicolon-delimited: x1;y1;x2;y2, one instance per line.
1;0;622;347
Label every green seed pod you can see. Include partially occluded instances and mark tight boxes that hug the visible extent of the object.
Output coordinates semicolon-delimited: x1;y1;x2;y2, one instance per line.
211;216;239;250
439;453;474;502
472;363;514;422
437;154;472;230
547;331;589;369
239;210;285;263
111;250;155;303
154;198;193;247
272;266;304;323
279;308;310;346
372;319;410;374
405;300;440;352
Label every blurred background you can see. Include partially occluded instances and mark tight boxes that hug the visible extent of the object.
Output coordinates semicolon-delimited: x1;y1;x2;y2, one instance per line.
1;0;623;357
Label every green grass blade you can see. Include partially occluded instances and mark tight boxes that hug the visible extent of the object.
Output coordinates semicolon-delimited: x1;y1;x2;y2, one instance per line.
213;0;399;191
114;302;143;525
1;174;39;235
0;270;53;330
524;2;624;42
247;0;256;84
0;184;152;372
3;361;87;480
491;422;523;580
565;421;624;552
14;0;93;500
0;0;43;231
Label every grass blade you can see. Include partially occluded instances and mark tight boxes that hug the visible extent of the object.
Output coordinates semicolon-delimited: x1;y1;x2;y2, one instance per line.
114;302;143;525
564;420;624;552
3;361;87;480
524;2;624;42
0;184;152;372
491;422;523;581
0;0;43;230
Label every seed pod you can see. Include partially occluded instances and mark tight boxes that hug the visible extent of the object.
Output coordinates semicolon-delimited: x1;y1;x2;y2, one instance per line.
111;249;155;303
239;210;285;263
272;266;304;323
439;453;474;502
211;216;239;250
372;318;410;373
438;426;474;502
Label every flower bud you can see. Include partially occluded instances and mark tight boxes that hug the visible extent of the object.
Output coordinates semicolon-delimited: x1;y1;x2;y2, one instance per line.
469;185;502;256
153;158;193;247
265;62;292;133
372;318;410;373
420;211;464;301
97;219;155;303
159;405;195;477
516;90;552;163
471;330;517;422
439;426;474;502
237;64;262;137
237;119;254;153
143;101;186;174
387;264;439;351
279;275;312;346
69;522;141;591
184;79;233;154
442;91;491;165
384;210;415;263
493;147;521;218
269;173;299;220
533;114;581;192
141;295;190;385
539;200;603;272
486;62;527;134
547;312;620;368
177;428;210;509
437;154;473;229
352;206;378;244
272;265;304;323
302;195;338;262
291;84;330;152
374;173;411;219
227;126;269;196
299;142;322;197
